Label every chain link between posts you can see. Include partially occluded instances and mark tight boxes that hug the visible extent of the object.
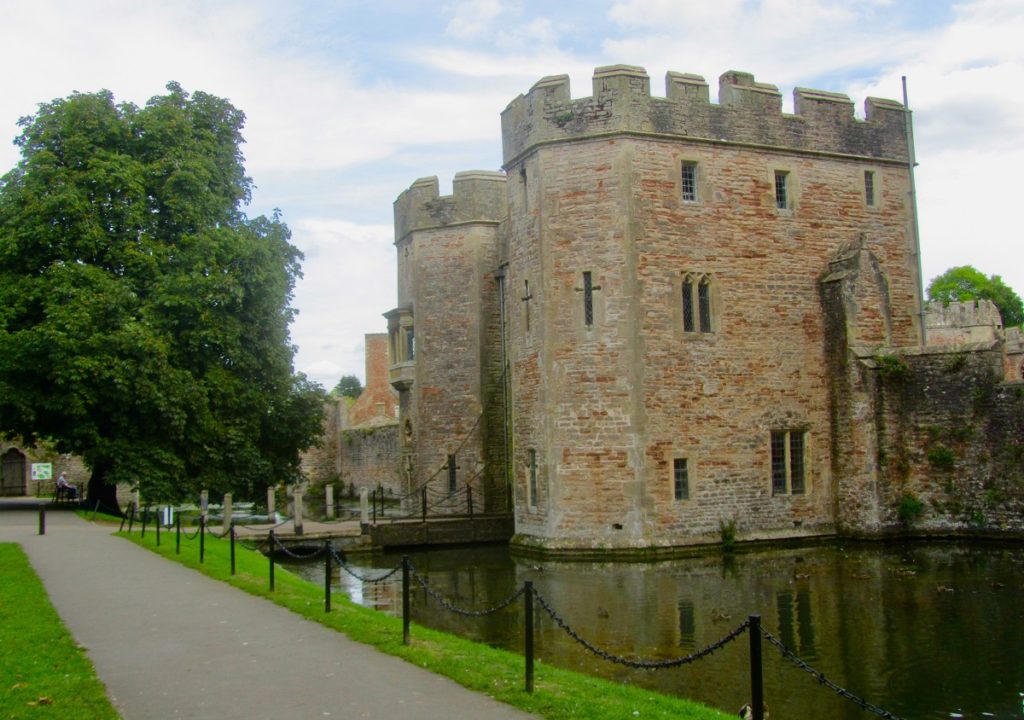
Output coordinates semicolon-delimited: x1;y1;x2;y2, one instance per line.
328;546;402;584
409;562;527;617
759;627;905;719
533;589;750;669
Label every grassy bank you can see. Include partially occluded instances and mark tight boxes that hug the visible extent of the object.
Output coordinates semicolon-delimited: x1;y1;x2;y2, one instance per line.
116;524;731;720
0;543;121;720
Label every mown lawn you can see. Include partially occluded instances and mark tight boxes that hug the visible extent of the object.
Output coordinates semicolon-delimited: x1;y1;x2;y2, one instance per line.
117;523;733;720
0;543;121;720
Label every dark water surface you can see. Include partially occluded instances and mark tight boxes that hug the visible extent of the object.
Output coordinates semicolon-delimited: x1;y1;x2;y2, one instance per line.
289;541;1024;719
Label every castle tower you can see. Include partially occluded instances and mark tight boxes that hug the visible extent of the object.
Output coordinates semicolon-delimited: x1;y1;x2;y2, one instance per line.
499;66;918;552
386;171;509;509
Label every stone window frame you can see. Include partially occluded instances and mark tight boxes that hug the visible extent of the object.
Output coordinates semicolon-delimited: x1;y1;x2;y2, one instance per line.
527;448;538;509
446;453;457;493
863;167;881;209
679;272;718;335
672;457;690;501
771;166;797;214
770;429;809;496
680;159;701;204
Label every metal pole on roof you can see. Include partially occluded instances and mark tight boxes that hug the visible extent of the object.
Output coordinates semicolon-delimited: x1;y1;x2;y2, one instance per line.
903;76;927;348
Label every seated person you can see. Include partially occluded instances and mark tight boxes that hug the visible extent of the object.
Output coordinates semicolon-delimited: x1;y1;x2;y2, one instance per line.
56;472;78;501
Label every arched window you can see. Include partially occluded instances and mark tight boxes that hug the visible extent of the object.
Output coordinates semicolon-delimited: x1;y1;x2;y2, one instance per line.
682;273;715;333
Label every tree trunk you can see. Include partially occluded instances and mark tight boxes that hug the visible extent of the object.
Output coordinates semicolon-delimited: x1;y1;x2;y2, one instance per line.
85;460;123;517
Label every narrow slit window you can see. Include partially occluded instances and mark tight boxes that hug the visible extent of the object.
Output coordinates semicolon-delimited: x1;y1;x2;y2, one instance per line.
447;454;457;493
771;431;788;494
774;171;789;210
528;449;538;507
405;328;415;361
698;278;711;332
673;458;689;501
790;432;805;494
681;163;698;202
864;170;876;207
583;271;594;327
682;278;694;332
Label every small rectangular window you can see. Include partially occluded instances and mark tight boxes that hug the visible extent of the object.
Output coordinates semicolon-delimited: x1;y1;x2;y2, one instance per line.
774;171;789;210
864;170;876;207
583;271;594;327
772;430;808;495
681;163;698;202
528;449;538;507
673;458;689;500
447;454;457;493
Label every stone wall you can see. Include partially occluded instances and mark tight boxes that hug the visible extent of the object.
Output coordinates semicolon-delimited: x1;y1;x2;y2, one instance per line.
501;66;917;551
390;171;507;510
926;299;1002;347
0;441;88;497
339;424;401;495
348;333;399;427
869;346;1023;534
300;399;344;486
502;66;908;166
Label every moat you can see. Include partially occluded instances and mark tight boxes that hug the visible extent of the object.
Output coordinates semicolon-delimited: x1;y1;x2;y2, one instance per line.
287;540;1024;719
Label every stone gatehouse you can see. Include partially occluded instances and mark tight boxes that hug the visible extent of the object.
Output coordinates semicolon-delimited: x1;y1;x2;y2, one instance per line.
383;65;1024;554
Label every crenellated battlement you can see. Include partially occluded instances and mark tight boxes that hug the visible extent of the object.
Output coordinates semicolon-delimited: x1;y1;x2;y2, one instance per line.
926;300;1004;347
501;65;909;165
393;171;507;243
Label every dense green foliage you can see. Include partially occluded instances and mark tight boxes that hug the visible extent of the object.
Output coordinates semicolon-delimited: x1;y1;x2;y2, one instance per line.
332;374;363;399
927;265;1024;327
0;543;120;719
120;527;730;720
0;84;324;506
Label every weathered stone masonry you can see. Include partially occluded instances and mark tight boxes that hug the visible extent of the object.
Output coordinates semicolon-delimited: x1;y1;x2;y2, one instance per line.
387;64;1023;554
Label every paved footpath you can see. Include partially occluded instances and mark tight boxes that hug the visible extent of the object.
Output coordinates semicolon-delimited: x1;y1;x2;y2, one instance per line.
0;506;538;720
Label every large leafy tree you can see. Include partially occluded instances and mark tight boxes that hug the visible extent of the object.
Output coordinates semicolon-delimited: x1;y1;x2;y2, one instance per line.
0;83;324;511
331;374;363;400
927;265;1024;327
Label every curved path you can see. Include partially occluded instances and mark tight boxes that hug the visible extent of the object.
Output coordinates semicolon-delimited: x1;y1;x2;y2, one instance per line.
0;506;537;720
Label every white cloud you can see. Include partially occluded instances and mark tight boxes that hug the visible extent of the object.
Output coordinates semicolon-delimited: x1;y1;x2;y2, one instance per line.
3;0;1023;395
445;0;507;39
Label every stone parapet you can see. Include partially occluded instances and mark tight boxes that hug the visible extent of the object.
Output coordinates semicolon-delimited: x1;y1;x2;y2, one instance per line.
393;171;507;243
926;299;1003;347
501;65;909;165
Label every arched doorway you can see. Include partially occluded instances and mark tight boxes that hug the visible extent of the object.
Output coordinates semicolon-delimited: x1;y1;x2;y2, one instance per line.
1;448;27;497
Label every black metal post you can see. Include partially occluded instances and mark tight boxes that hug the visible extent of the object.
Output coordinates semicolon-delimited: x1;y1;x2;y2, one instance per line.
467;485;473;518
141;504;149;538
268;530;276;591
749;614;764;720
372;488;377;524
524;581;535;693
230;522;236;576
127;503;136;533
421;486;427;522
156;511;161;546
199;516;206;563
402;556;411;645
175;514;181;555
378;483;384;517
38;506;45;536
324;541;332;612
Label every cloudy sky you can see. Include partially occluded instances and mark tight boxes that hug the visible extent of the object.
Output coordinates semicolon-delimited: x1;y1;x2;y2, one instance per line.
2;0;1022;388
